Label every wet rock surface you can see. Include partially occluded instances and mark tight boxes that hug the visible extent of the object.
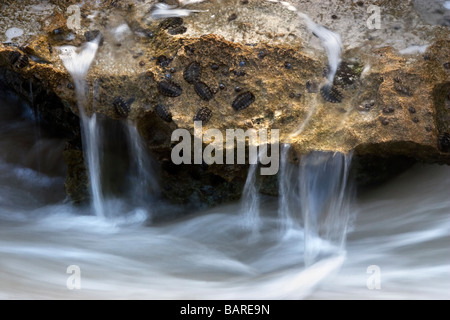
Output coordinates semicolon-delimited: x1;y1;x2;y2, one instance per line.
0;0;449;205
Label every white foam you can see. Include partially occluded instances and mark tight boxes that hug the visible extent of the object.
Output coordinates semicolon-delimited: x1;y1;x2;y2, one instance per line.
179;0;206;6
57;39;100;80
112;24;132;42
399;45;428;55
150;3;206;19
280;1;297;11
361;64;371;78
5;28;24;42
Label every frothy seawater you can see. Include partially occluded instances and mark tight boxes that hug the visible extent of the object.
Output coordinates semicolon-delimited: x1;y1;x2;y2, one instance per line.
0;94;449;299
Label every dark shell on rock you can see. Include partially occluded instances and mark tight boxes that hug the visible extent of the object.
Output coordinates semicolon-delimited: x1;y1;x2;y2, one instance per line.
3;42;21;48
380;117;390;126
155;104;172;122
113;97;131;118
320;84;343;103
383;106;395;114
184;62;201;84
8;51;21;65
233;70;246;77
9;51;29;68
158;81;183;97
168;26;187;35
228;13;238;22
157;55;171;67
159;17;184;30
332;62;362;87
232;91;255;111
194;107;212;123
84;30;104;45
16;54;29;69
394;84;413;97
194;81;213;101
258;51;266;59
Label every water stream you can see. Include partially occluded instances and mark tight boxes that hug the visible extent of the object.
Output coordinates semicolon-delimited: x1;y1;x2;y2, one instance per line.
0;89;449;299
240;162;261;236
58;39;104;217
0;0;449;300
299;151;353;266
125;122;160;208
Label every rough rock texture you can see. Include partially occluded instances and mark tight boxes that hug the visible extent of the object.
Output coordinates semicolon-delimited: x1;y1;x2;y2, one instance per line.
0;0;449;204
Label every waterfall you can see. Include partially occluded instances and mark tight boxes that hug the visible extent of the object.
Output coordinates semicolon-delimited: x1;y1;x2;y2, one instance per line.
58;39;104;217
58;37;160;219
278;144;298;234
83;114;104;217
125;122;160;209
29;80;42;173
240;142;275;236
277;145;353;265
299;151;353;266
240;162;261;235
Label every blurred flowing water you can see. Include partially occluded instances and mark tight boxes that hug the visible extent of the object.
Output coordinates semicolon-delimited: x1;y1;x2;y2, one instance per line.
0;0;449;300
0;92;449;300
58;39;104;217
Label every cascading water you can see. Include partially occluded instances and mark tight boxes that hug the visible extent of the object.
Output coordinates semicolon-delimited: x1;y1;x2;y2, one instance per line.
240;6;347;255
272;1;343;84
240;162;261;235
0;0;449;300
299;151;353;266
58;37;160;220
278;144;298;235
125;122;160;211
298;13;343;84
28;79;43;174
277;145;353;266
58;39;104;217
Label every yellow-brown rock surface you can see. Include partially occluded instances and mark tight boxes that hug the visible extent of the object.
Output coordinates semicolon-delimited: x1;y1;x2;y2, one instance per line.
1;0;449;204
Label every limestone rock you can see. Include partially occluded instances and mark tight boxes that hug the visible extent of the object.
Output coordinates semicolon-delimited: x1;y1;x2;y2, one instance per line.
0;0;449;204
